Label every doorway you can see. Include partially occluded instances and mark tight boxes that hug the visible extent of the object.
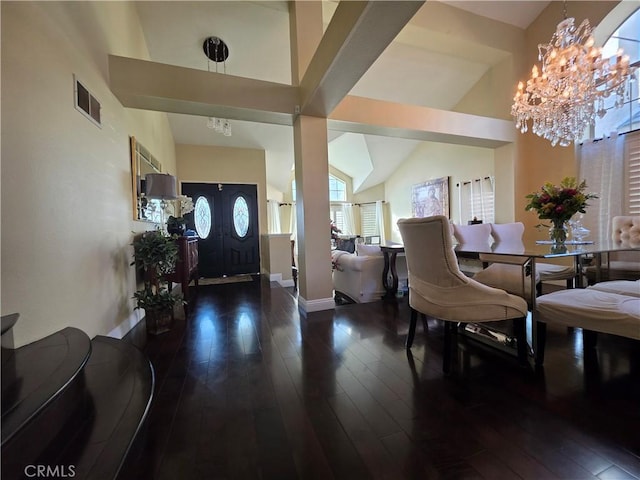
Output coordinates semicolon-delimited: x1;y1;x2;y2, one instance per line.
181;183;260;278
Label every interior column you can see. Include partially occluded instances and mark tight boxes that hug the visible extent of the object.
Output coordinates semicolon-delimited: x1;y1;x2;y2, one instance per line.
289;2;334;313
293;115;334;313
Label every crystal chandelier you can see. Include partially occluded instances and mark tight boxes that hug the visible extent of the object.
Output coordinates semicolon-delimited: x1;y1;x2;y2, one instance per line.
204;36;232;137
512;11;634;147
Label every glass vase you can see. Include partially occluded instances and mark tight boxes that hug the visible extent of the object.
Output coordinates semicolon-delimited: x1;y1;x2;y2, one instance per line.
549;220;568;244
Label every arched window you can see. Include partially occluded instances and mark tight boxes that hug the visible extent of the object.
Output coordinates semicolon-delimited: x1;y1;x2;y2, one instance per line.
591;9;639;140
329;175;346;201
290;175;346;202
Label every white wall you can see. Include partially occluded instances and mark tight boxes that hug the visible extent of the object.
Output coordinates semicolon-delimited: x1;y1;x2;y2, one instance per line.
385;142;494;242
1;2;176;347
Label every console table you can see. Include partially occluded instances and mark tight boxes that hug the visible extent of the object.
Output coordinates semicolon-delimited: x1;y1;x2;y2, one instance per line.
166;236;199;314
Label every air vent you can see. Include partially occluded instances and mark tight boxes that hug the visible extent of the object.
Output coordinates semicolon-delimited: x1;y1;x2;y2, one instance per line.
73;75;101;127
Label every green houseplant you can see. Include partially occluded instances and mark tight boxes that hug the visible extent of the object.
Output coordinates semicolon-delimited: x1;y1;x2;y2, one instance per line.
131;230;182;335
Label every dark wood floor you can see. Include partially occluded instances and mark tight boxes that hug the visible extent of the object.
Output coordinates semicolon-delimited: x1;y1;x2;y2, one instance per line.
120;277;640;480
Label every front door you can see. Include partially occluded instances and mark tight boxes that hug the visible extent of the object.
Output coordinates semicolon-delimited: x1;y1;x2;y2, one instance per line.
181;183;260;278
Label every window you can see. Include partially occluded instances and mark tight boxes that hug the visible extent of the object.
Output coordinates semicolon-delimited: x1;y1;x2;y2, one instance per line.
458;177;495;224
591;9;639;140
233;196;250;237
330;204;344;232
329;175;346;201
360;204;378;237
291;175;347;202
292;174;349;233
194;196;212;239
626;131;640;214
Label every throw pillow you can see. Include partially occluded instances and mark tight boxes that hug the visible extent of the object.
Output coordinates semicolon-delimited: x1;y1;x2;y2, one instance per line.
356;243;383;256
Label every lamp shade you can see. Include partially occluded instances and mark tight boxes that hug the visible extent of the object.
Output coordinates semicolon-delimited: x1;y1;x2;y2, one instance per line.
145;173;177;199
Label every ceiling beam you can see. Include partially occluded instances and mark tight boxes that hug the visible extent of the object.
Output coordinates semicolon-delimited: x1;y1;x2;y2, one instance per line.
329;96;516;148
109;55;299;125
298;0;425;118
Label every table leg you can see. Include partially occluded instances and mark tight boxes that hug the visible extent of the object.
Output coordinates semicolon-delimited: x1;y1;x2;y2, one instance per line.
382;251;399;300
530;258;538;366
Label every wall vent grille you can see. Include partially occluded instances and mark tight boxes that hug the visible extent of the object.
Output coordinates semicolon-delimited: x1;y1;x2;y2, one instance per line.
74;75;101;127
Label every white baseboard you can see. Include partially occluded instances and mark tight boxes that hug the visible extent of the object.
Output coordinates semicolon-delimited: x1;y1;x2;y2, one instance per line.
298;295;335;315
269;273;282;283
107;309;143;339
267;272;295;288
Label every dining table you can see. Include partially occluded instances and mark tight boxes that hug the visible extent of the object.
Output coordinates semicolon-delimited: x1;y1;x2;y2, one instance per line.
454;237;640;363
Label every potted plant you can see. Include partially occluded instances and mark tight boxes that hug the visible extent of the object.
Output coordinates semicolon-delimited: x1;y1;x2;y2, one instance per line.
166;195;195;236
131;230;182;335
166;215;186;236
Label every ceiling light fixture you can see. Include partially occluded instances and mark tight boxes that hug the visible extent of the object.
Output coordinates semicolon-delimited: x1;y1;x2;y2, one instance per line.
511;3;635;147
203;36;232;137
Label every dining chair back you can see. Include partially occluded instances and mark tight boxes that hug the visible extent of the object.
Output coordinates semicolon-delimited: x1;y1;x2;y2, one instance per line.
398;216;529;372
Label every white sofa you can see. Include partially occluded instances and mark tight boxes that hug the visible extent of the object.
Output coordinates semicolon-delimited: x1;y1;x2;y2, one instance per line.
331;244;407;303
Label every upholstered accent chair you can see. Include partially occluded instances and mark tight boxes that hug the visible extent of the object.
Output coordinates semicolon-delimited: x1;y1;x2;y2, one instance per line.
398;216;529;373
587;215;640;282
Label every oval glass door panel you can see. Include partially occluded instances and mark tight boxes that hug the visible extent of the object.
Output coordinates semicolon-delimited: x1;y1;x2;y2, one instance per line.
233;196;249;238
194;196;212;239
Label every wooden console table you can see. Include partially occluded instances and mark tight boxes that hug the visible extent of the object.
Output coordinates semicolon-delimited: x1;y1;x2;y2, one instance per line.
166;236;199;314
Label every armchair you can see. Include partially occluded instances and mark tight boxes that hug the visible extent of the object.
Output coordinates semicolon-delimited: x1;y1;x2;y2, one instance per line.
398;216;529;373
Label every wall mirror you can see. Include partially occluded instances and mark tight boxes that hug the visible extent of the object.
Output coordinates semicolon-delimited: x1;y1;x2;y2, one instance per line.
130;136;162;222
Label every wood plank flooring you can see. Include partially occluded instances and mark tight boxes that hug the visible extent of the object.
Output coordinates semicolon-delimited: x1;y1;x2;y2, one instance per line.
120;277;640;479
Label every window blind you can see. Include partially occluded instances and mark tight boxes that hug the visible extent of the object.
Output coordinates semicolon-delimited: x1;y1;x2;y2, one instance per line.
360;204;378;237
626;130;640;214
459;176;495;224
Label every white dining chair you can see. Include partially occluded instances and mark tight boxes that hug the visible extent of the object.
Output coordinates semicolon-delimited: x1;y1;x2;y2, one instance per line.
452;222;538;304
458;222;575;304
398;216;529;373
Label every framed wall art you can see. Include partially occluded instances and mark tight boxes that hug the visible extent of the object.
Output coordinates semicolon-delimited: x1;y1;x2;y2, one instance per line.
411;176;450;219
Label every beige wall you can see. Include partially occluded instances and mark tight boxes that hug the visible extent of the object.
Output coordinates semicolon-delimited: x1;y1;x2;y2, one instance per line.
448;1;623;243
515;1;621;244
1;1;177;347
385;142;494;242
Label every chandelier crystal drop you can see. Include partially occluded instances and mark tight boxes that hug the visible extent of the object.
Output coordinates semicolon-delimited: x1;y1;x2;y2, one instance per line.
511;17;633;147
